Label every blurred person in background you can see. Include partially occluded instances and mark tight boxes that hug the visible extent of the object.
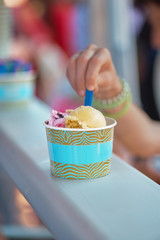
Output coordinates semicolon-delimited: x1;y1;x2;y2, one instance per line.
66;44;160;183
134;0;160;121
133;0;160;179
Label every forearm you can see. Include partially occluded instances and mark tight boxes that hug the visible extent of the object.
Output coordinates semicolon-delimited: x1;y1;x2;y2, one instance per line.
115;103;160;158
151;121;160;155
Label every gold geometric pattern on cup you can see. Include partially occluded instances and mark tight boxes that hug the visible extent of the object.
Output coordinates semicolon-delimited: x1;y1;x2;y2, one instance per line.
50;158;111;179
46;128;113;145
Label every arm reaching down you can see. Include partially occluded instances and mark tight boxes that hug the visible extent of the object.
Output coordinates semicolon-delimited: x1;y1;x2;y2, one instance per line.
66;44;160;158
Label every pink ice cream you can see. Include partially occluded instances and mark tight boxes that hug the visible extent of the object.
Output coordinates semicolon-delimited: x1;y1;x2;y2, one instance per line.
46;110;66;127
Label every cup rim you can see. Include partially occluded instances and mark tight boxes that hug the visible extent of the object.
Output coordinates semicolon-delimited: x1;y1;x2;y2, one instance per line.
44;116;117;131
0;71;35;83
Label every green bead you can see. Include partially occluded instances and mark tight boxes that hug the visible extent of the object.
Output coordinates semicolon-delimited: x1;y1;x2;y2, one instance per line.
103;94;132;120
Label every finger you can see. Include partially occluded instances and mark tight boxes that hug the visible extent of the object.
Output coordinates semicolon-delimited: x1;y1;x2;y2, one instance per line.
97;71;112;88
66;52;81;91
93;86;99;94
76;45;97;96
94;72;113;99
85;48;112;91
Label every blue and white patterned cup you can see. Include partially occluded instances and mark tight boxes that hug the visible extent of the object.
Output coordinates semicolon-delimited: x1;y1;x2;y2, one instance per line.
0;71;35;104
45;117;117;180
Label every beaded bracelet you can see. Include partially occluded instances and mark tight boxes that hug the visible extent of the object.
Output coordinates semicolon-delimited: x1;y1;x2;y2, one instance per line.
103;92;132;119
93;80;130;110
93;80;132;119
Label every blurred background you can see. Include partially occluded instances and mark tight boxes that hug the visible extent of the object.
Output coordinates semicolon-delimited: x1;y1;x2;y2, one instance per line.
0;0;160;239
0;0;142;110
1;0;160;117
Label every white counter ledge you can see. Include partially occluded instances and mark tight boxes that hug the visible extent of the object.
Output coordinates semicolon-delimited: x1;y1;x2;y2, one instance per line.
0;98;160;240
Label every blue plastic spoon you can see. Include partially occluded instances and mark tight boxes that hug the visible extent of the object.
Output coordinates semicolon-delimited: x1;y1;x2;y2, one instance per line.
84;89;93;106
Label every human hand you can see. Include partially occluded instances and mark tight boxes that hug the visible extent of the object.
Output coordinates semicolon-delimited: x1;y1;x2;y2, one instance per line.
66;44;122;100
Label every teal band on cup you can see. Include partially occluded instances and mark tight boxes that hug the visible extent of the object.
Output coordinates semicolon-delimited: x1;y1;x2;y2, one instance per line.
0;82;34;102
48;140;113;165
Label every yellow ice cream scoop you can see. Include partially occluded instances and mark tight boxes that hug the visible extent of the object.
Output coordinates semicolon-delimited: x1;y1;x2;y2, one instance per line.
65;106;106;129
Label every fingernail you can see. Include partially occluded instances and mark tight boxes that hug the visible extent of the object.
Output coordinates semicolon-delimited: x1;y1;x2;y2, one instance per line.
87;85;94;91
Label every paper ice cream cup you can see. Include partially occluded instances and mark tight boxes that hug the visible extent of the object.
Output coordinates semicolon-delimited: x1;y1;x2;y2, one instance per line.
44;117;117;180
0;71;35;105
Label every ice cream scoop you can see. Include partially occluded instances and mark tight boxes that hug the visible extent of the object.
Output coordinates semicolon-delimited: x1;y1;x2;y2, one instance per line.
65;105;106;129
46;110;66;127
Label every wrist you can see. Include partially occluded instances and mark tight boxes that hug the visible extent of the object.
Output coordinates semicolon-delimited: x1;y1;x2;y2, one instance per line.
95;77;122;100
93;79;132;119
111;77;123;98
